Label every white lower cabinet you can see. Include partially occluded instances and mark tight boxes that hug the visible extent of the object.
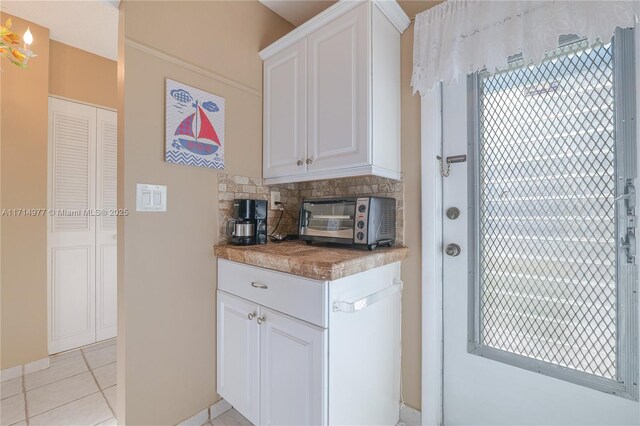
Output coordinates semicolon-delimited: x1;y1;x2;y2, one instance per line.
216;259;402;425
217;292;260;424
260;307;326;425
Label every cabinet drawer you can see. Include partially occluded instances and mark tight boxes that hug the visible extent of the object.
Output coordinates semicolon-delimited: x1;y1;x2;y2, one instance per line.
218;259;328;328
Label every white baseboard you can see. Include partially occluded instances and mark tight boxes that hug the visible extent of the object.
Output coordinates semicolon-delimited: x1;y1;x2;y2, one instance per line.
176;408;208;426
24;357;50;374
1;356;50;382
0;365;22;382
209;399;232;420
175;399;233;426
399;404;421;426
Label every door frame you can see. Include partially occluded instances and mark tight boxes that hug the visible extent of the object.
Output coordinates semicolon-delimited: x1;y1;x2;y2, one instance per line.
420;30;640;426
420;86;444;426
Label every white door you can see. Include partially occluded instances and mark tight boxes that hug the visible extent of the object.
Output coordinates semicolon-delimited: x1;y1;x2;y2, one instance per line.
95;108;117;341
263;39;307;179
307;2;369;173
259;306;326;426
440;34;639;424
48;98;97;354
217;291;260;425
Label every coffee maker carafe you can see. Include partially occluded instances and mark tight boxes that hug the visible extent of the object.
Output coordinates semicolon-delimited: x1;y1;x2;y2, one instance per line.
226;199;267;245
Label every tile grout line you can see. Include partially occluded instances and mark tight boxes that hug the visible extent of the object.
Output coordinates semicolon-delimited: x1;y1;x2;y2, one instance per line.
27;390;104;421
24;368;88;393
80;349;117;419
21;365;29;425
78;339;116;355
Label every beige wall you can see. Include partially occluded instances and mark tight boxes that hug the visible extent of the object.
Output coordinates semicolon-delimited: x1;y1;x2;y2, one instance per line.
118;2;293;424
400;20;422;410
49;40;117;109
1;15;118;371
0;14;50;370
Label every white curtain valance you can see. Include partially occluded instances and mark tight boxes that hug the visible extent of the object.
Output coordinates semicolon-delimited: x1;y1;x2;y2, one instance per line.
411;0;640;95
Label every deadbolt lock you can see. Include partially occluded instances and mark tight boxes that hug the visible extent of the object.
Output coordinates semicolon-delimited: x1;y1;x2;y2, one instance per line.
446;207;461;220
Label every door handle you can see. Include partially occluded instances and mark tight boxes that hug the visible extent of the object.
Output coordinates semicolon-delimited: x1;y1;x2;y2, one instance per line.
251;282;268;289
257;316;266;325
445;243;461;257
297;160;304;166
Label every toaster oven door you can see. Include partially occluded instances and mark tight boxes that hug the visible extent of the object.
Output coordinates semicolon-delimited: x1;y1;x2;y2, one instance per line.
299;199;355;241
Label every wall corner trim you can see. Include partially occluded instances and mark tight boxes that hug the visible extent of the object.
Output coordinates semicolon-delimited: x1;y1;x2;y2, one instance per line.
125;38;261;98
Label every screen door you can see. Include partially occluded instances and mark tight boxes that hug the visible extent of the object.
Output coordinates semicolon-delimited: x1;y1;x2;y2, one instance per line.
441;30;639;425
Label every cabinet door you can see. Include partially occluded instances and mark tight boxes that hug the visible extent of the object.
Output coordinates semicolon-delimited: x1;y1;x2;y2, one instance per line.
307;3;369;173
217;291;260;424
260;307;327;425
263;39;307;179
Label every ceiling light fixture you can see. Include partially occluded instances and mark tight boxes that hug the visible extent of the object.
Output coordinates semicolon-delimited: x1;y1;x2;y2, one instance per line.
0;18;36;68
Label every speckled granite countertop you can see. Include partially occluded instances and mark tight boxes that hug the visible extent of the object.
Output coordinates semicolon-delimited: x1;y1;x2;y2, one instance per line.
213;241;408;281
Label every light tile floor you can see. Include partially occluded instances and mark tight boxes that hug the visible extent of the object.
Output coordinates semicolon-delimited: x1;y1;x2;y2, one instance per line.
1;337;250;426
1;338;117;426
206;408;252;426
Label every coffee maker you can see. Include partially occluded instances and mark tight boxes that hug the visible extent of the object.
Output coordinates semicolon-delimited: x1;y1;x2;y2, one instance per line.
226;199;268;245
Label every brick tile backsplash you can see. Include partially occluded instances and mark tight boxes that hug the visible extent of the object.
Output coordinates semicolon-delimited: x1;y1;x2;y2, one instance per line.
217;174;404;245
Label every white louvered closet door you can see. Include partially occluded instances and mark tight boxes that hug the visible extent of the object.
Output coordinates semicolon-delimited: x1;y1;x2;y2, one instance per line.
48;98;97;354
96;108;117;341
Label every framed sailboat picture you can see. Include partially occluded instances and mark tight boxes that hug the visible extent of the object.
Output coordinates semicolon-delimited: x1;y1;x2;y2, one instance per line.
165;79;225;169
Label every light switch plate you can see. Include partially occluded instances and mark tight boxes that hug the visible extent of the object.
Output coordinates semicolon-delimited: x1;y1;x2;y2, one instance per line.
136;184;167;212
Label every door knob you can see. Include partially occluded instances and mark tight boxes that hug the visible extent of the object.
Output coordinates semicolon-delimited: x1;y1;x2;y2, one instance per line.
297;160;304;166
248;312;256;320
257;316;266;325
306;158;313;165
445;243;461;257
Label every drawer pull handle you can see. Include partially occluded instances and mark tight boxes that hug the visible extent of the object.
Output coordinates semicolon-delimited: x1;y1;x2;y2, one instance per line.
257;316;266;325
248;312;256;320
333;279;403;313
251;282;268;289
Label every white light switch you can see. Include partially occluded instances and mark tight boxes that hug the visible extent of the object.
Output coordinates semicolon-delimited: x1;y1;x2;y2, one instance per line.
136;184;167;212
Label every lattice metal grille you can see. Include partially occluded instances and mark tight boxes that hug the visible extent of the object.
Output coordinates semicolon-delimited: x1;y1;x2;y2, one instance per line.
477;40;617;379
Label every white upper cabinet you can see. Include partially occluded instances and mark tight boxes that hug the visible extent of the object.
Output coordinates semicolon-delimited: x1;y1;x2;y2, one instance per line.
263;39;307;178
260;0;409;184
307;4;369;173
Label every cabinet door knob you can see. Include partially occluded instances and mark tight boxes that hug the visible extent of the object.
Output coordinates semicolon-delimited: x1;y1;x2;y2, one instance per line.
297;160;304;166
306;158;313;165
257;316;266;325
248;312;256;320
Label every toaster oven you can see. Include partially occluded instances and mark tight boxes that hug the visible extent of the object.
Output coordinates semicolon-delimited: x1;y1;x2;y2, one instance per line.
299;197;396;250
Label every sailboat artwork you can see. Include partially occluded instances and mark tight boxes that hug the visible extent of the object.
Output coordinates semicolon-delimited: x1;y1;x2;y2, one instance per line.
165;79;225;169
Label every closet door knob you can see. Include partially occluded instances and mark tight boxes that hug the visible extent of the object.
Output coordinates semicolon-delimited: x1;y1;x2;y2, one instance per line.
248;312;256;320
257;316;266;325
297;160;304;166
306;158;313;165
